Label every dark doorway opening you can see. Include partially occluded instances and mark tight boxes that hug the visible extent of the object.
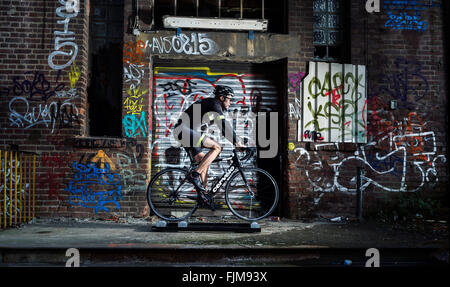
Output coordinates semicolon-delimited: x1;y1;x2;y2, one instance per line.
87;0;124;137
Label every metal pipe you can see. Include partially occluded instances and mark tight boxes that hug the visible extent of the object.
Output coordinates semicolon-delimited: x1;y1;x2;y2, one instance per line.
4;151;8;228
9;151;12;227
14;152;18;226
33;154;36;219
23;154;27;223
28;154;31;221
19;153;23;224
240;0;243;19
219;0;221;17
174;0;177;15
0;150;2;228
357;167;363;221
262;0;264;19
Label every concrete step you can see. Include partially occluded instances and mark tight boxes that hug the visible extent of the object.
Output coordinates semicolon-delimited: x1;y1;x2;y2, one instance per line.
0;247;446;267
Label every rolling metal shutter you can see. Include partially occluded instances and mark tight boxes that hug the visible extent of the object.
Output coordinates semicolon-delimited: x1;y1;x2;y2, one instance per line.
151;61;280;216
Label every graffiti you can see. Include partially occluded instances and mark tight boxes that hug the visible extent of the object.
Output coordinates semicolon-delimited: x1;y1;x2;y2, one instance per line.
385;12;427;31
152;67;277;183
293;112;447;194
48;0;79;70
304;130;324;142
377;57;428;109
12;70;65;102
38;153;73;201
124;86;147;115
289;94;302;120
90;150;116;170
65;161;122;213
115;152;146;194
144;33;217;56
300;62;367;143
383;0;440;31
123;111;148;138
124;63;145;89
68;62;81;88
0;157;28;218
9;97;80;133
289;72;306;93
75;145;146;195
123;40;146;66
123;40;149;139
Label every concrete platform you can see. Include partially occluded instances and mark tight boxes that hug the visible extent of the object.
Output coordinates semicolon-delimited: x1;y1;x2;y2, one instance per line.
0;217;448;266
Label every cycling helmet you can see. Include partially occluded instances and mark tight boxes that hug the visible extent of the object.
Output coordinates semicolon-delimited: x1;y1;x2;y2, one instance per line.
213;85;234;99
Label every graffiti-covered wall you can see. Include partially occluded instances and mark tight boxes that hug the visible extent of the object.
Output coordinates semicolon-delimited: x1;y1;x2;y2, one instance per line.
286;0;448;219
0;0;448;220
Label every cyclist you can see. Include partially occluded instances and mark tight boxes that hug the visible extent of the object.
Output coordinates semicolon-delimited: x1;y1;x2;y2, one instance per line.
173;85;246;208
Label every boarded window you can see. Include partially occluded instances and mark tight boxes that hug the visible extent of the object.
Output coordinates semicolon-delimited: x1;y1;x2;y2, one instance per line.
298;62;367;143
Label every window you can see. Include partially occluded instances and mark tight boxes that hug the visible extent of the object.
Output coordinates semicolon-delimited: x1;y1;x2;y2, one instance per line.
313;0;349;62
154;0;287;33
87;0;124;137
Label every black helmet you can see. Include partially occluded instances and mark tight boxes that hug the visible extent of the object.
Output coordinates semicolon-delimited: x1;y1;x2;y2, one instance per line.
213;85;234;99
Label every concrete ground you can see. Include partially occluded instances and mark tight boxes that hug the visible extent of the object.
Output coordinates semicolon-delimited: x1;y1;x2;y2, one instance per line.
0;216;448;266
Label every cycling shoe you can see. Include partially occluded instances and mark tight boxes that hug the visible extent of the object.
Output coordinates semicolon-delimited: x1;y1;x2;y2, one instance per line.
186;171;206;193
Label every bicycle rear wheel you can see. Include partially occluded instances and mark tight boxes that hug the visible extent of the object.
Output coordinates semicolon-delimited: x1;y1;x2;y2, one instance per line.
147;168;198;221
225;168;279;221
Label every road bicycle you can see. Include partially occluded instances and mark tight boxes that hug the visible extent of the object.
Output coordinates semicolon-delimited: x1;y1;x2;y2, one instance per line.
147;148;279;222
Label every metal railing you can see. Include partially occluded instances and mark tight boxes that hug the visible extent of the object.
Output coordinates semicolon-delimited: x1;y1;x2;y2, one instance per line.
0;150;36;229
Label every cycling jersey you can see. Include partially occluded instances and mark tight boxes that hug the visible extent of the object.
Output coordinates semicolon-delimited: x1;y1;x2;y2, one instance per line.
174;97;238;155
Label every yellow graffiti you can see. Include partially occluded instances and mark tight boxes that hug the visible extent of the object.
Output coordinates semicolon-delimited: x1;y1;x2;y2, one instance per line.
68;62;81;88
91;150;115;170
127;85;148;99
124;97;144;115
124;86;147;115
288;142;296;151
154;66;237;76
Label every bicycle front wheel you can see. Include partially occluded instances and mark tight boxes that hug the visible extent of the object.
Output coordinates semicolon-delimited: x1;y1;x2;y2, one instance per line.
225;168;279;221
147;168;198;221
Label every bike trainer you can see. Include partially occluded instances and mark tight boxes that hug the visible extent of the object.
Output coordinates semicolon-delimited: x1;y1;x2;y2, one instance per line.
151;220;261;233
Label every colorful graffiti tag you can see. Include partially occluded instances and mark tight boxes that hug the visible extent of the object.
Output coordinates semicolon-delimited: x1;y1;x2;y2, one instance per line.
293;111;446;198
298;62;367;143
152;66;276;190
48;0;80;70
123;40;149;138
65;161;122;213
383;0;440;31
144;33;218;56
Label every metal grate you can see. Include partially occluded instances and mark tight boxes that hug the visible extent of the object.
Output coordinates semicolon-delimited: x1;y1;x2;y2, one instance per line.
0;150;36;229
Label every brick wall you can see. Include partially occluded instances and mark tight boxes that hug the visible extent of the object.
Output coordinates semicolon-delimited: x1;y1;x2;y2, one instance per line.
285;0;448;219
0;0;448;221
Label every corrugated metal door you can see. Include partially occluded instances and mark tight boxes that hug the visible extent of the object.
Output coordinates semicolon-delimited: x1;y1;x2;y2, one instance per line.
151;60;281;216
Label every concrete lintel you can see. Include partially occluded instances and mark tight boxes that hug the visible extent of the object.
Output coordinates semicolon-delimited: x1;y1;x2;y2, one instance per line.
138;31;301;61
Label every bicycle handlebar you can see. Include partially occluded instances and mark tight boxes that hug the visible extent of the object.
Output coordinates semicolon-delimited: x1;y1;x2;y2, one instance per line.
233;147;256;162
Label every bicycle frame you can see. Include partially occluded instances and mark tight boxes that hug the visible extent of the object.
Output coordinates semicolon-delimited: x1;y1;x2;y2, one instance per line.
188;149;253;197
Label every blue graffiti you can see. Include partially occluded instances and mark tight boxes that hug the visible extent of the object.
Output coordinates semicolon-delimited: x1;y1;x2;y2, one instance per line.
65;161;122;213
385;12;427;31
366;152;405;177
377;57;429;109
383;0;439;31
123;111;148;138
13;70;65;102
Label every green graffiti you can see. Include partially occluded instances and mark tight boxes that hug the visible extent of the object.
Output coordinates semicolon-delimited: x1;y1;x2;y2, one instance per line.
305;71;366;138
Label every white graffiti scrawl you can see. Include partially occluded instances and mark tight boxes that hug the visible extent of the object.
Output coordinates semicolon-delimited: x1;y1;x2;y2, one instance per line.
48;0;79;70
293;112;447;196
